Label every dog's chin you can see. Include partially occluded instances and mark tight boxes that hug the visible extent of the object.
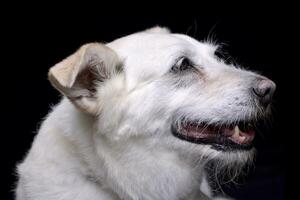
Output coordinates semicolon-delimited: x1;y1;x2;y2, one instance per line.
171;119;256;152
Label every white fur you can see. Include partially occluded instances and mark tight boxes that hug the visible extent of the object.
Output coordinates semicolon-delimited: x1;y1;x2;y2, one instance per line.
16;27;268;200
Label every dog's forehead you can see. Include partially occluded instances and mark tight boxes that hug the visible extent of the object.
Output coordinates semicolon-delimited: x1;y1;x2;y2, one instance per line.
107;31;217;89
108;32;215;60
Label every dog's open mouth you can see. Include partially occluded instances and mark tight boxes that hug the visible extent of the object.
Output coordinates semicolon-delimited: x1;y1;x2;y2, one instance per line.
171;121;255;151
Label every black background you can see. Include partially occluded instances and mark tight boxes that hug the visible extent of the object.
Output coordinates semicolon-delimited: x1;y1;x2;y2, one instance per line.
3;7;292;200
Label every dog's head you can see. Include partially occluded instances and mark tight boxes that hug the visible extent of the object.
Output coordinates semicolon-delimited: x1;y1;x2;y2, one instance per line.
49;27;275;168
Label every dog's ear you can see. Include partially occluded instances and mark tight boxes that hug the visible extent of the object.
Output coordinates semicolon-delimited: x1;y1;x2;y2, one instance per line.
48;43;120;115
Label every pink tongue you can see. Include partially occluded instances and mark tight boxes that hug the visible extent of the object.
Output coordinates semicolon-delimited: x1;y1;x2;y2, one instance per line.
228;128;255;145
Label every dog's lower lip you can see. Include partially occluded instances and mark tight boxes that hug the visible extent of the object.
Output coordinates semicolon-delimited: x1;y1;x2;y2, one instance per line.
172;121;255;150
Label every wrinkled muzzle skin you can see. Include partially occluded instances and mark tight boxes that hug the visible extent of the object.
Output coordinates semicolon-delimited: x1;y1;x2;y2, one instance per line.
16;27;275;200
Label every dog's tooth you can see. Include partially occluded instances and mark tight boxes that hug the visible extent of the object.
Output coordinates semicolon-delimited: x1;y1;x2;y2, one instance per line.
233;126;240;138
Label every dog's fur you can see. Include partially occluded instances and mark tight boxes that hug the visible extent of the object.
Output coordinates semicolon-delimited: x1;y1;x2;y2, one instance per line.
15;27;273;200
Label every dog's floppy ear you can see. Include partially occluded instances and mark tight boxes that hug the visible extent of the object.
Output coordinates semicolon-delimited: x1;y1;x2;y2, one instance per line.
48;43;120;115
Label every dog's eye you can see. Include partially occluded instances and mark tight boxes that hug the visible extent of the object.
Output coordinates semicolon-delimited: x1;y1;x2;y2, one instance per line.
171;57;193;73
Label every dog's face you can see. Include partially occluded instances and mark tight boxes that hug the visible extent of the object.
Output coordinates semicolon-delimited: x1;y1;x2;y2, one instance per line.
49;27;275;167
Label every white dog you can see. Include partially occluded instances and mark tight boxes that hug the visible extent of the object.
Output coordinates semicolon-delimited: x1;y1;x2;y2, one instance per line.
15;27;276;200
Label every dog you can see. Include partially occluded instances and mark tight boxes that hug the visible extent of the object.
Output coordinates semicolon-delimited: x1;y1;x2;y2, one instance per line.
15;27;276;200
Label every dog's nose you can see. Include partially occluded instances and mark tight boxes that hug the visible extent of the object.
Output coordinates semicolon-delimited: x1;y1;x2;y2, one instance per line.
252;79;276;106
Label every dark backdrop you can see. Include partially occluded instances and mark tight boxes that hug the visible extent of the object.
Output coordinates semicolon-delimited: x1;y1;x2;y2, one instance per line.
3;11;290;200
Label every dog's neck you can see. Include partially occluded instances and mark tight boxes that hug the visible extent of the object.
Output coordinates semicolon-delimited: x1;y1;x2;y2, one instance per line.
93;135;204;200
51;99;205;200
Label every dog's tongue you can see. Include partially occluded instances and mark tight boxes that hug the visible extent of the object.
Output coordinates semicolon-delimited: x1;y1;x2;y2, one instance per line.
226;126;255;145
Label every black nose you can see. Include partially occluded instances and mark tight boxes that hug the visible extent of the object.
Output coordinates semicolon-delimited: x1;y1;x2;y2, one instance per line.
252;79;276;106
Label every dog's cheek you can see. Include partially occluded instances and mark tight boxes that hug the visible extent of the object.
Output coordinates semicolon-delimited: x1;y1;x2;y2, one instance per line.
96;87;169;140
123;88;172;136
